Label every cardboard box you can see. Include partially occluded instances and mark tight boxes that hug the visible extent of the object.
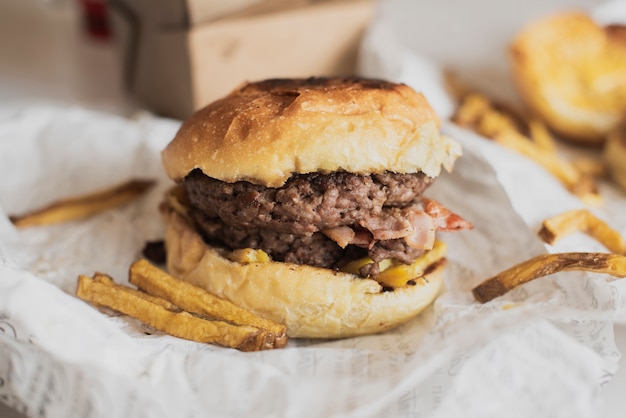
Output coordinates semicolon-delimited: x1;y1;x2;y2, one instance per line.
108;0;374;119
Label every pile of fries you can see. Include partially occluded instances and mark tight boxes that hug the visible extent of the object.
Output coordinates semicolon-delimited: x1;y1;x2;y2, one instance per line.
452;93;604;205
448;78;626;304
473;209;626;303
77;259;287;351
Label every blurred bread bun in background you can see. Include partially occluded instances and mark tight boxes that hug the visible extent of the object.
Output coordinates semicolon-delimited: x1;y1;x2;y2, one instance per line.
509;12;626;146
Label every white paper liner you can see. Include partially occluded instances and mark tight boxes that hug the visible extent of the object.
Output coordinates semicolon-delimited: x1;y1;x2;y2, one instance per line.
2;4;626;413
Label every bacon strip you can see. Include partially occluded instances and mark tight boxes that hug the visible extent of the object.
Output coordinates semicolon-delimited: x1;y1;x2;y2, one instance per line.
423;198;474;231
358;209;414;242
323;199;472;252
322;226;355;249
404;210;436;249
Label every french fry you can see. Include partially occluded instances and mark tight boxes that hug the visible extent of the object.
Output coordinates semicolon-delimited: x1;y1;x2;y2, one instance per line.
511;130;600;205
473;210;626;303
571;157;607;179
129;259;287;349
475;106;520;137
452;93;492;128
472;252;626;303
528;117;557;152
92;272;181;310
538;209;626;254
492;130;582;187
76;273;266;352
10;179;154;228
493;130;601;204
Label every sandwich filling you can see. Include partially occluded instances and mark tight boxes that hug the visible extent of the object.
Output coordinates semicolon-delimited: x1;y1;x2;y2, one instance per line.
184;169;471;278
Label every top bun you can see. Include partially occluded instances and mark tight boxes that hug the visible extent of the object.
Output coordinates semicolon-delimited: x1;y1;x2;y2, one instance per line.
509;12;626;146
162;77;461;187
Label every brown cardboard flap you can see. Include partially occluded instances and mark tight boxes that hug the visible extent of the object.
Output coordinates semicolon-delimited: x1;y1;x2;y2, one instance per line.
189;0;374;110
190;0;313;24
185;0;268;26
109;0;374;119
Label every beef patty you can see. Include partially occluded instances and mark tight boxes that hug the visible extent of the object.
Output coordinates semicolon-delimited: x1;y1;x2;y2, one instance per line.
185;169;434;235
188;207;424;269
184;169;435;272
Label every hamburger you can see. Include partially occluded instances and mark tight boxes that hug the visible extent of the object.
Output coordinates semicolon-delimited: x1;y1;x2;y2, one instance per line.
160;77;472;339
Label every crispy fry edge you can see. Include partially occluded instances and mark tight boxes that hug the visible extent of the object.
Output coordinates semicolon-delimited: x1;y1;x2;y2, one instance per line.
472;252;626;303
10;179;154;228
128;259;287;349
76;273;267;352
538;209;626;254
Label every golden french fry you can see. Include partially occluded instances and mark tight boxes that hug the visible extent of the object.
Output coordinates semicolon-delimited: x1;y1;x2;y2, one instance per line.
92;272;181;310
528;117;557;152
472;252;626;303
76;274;266;352
476;107;520;137
538;209;626;254
494;130;579;183
129;259;287;349
454;93;525;133
10;179;154;228
572;157;607;179
453;93;492;128
493;131;601;203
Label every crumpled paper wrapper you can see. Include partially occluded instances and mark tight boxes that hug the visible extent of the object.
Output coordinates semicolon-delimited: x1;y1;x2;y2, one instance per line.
2;8;626;417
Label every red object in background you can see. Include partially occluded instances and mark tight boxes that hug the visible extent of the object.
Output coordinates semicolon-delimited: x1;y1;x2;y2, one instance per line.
80;0;110;40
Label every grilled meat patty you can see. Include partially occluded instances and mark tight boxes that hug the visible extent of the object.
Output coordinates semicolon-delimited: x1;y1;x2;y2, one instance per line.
184;169;456;273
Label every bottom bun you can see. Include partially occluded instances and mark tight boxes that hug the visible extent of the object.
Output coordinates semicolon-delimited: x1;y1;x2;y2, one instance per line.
163;210;445;339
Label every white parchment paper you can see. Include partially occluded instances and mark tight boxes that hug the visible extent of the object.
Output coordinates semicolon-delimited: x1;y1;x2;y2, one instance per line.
2;3;626;415
0;100;625;418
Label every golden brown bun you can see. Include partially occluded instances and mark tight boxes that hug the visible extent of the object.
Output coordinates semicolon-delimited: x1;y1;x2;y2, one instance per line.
162;77;461;187
510;12;626;146
604;126;626;191
163;209;444;339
